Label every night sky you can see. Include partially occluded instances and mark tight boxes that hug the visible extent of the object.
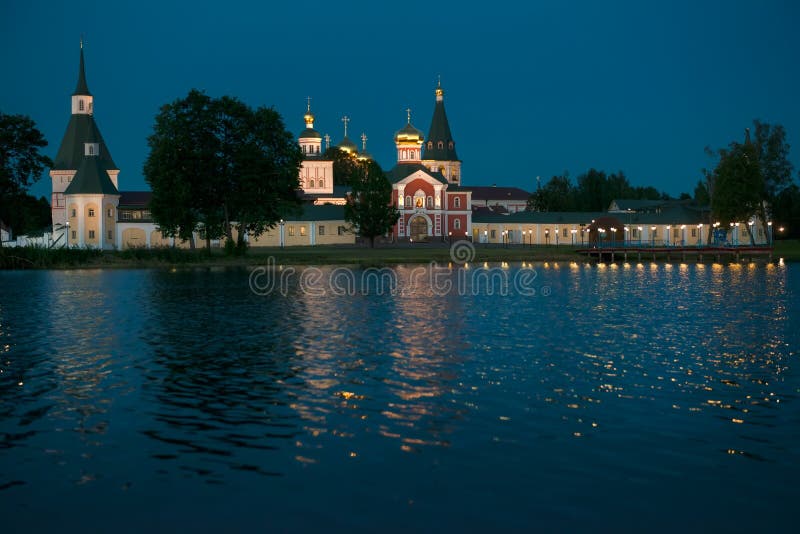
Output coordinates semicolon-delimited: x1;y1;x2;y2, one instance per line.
3;0;799;201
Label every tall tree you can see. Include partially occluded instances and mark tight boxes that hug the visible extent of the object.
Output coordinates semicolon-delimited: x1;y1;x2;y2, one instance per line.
145;90;217;248
708;133;763;244
144;90;302;251
227;104;303;249
527;174;575;212
324;146;360;186
0;112;53;246
344;160;398;248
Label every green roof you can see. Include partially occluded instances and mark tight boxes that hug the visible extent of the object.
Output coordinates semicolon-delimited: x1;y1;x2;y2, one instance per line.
294;204;346;221
422;95;458;161
387;163;448;184
299;128;321;139
65;155;120;195
73;46;91;96
52;114;117;170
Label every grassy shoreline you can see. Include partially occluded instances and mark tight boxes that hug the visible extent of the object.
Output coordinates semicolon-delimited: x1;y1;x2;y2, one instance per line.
1;240;798;270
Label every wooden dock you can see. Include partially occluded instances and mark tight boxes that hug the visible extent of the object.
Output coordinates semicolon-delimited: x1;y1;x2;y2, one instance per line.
575;245;775;262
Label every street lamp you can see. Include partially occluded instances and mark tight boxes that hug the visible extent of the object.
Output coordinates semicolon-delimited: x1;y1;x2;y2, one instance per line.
279;219;285;248
610;227;616;247
680;224;686;246
767;221;773;245
730;222;736;245
555;226;560;246
598;227;605;247
666;225;671;246
650;226;656;247
748;220;754;244
484;229;488;244
448;231;452;245
571;228;577;245
637;226;643;246
697;223;703;246
64;221;70;248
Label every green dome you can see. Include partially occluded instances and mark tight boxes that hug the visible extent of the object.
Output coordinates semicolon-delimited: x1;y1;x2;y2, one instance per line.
299;128;321;139
338;135;358;153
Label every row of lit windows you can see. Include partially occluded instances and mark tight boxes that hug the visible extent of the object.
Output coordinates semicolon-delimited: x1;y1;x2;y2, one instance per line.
301;145;320;154
119;210;151;220
286;225;346;236
306;178;325;188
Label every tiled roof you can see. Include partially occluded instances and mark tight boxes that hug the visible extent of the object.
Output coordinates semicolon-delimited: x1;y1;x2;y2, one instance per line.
52;114;117;170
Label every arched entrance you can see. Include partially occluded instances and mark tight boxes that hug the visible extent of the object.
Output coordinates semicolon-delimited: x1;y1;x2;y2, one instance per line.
409;216;428;241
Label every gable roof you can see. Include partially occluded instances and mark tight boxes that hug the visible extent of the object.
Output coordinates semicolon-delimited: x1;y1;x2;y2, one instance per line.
387;163;448;184
64;155;119;195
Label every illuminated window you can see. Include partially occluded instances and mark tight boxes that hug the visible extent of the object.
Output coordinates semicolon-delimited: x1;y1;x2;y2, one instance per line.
288;226;295;237
300;226;306;237
319;225;325;236
88;208;95;217
89;230;95;239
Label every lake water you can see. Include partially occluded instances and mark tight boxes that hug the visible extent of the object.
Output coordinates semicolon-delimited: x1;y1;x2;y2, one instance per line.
1;261;798;531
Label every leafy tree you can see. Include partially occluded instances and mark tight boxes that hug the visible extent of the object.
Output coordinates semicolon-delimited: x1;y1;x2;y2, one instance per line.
527;174;575;212
145;90;217;248
708;133;763;244
145;90;302;251
226;104;303;250
344;160;398;248
324;146;360;186
0;112;53;246
771;183;800;239
693;180;710;206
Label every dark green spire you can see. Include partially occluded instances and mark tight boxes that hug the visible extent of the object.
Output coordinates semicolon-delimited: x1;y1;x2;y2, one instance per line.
423;81;458;161
73;40;91;96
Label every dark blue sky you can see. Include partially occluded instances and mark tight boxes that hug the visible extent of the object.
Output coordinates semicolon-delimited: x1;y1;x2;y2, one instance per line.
3;0;799;201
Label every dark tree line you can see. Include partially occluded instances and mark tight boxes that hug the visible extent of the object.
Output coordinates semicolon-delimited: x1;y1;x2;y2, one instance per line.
0;112;53;244
527;169;671;212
